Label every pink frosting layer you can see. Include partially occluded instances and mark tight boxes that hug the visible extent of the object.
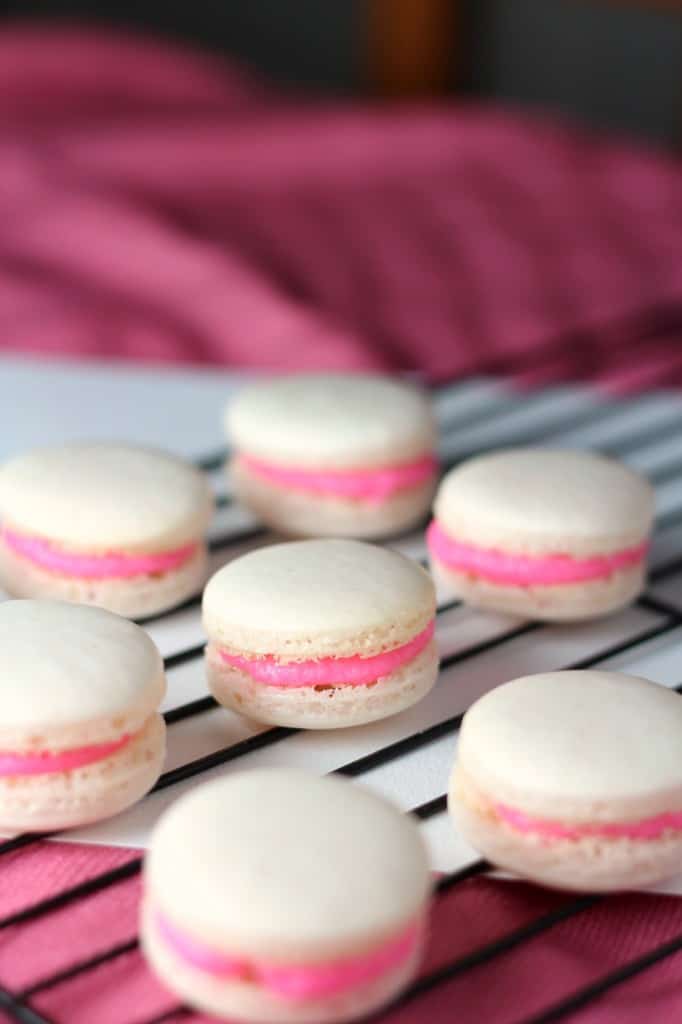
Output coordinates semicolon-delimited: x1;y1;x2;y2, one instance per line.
496;803;682;842
218;621;435;688
426;521;647;586
155;910;420;1001
0;733;132;776
239;453;437;502
2;527;198;580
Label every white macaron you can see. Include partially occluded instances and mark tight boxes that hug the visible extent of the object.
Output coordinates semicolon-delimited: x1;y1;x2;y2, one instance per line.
203;539;438;729
0;443;214;618
142;770;431;1023
428;448;654;620
0;599;166;832
227;374;437;538
450;670;682;891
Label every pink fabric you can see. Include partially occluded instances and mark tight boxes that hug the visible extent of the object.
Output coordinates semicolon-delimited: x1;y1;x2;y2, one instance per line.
3;22;682;1024
4;843;682;1024
218;621;435;687
1;23;682;387
2;529;197;580
426;522;648;585
238;453;437;501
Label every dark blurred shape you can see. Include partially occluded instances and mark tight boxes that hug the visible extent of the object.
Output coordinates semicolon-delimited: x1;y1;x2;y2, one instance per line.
366;0;457;96
465;0;682;146
3;2;682;144
1;0;359;93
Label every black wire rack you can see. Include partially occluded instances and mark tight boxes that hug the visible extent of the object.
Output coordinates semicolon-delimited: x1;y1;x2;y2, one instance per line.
4;373;682;1024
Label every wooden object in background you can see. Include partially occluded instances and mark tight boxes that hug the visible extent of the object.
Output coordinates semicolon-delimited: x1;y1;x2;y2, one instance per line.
366;0;457;96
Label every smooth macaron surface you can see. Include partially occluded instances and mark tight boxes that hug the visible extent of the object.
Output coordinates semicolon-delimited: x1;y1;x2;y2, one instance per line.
433;448;654;557
0;599;165;750
455;671;682;824
144;770;431;963
226;374;435;470
0;442;214;552
203;539;435;659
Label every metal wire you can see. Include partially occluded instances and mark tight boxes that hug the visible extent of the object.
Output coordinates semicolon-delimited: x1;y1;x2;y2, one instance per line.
3;379;682;1023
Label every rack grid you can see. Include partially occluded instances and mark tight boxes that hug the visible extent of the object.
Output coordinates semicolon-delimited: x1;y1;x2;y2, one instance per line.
4;372;682;1023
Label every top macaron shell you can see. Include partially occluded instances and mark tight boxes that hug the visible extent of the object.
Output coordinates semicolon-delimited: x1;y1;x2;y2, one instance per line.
457;671;682;823
227;374;436;469
434;449;654;557
145;770;431;962
0;599;165;750
0;443;214;551
202;539;436;659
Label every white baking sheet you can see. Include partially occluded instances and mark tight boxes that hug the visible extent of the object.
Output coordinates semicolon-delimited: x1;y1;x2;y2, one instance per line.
3;356;682;895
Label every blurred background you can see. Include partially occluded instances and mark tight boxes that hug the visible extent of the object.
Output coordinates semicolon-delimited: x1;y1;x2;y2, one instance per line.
6;0;682;142
1;1;682;385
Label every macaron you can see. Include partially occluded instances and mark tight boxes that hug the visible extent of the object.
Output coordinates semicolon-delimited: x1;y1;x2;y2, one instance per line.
450;670;682;891
0;442;214;618
0;599;166;831
141;770;431;1023
203;539;438;729
226;374;437;538
427;448;654;621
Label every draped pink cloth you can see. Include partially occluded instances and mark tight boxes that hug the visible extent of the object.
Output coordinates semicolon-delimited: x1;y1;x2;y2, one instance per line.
2;22;682;388
3;22;682;1024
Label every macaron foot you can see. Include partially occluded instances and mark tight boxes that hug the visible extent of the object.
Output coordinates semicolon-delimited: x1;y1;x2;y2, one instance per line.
0;538;208;619
206;640;439;729
0;713;166;833
451;766;682;892
431;559;646;622
232;461;435;540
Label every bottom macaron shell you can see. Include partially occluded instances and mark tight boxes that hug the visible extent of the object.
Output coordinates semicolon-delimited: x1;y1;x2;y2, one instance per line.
0;538;208;619
431;557;646;622
232;461;434;539
206;641;439;729
141;903;424;1024
449;768;682;892
0;714;166;832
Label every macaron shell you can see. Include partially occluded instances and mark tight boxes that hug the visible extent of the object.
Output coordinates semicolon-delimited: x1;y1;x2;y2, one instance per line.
231;459;434;539
202;540;435;659
206;639;439;729
0;443;214;551
431;557;646;621
0;600;165;749
144;771;431;963
0;539;208;620
456;671;682;822
141;902;424;1024
0;713;165;832
226;374;436;470
433;449;654;558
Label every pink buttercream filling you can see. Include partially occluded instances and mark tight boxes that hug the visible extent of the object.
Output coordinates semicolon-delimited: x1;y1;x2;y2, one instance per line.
496;803;682;842
426;521;648;586
0;733;133;776
239;453;437;502
1;527;198;580
155;910;420;1001
218;620;435;688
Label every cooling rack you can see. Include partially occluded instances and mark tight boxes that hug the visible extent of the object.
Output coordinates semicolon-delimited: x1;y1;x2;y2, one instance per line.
3;358;682;1023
